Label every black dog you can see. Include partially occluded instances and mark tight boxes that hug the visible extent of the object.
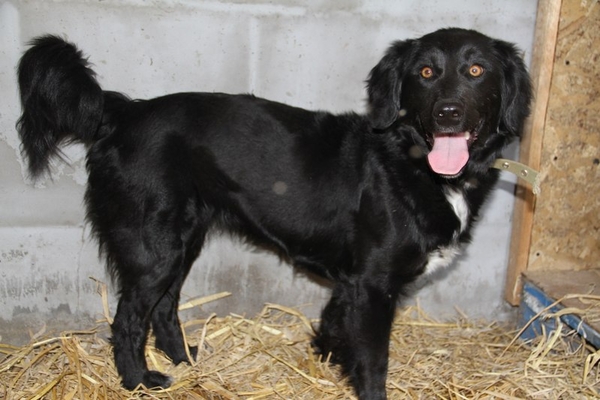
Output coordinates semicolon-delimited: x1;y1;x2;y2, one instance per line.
17;28;531;399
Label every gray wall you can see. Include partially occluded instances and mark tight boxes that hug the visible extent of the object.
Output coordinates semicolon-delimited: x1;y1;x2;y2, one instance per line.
0;0;537;344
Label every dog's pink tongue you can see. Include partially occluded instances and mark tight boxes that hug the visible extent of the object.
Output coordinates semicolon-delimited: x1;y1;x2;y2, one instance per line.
427;134;469;175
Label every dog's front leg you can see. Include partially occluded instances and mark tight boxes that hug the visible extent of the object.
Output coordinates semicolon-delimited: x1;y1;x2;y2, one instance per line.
315;279;397;400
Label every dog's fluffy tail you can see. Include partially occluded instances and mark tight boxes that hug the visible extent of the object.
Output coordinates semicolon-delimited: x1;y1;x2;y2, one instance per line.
17;35;108;178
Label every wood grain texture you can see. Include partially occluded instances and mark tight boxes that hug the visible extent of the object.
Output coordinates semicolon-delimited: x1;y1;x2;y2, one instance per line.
527;1;600;273
505;0;563;305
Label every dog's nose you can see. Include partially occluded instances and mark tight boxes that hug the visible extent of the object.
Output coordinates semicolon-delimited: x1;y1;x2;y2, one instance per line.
433;101;464;127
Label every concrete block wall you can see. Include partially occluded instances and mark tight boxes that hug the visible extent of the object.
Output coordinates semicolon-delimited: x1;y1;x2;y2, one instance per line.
0;0;537;344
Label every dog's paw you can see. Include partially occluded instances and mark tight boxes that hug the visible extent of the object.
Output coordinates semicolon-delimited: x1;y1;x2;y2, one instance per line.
188;345;198;361
142;370;173;390
311;335;342;365
121;370;173;391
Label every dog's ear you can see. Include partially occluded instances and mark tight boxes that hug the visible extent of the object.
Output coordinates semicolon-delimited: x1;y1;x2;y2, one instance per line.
494;40;532;137
366;40;416;130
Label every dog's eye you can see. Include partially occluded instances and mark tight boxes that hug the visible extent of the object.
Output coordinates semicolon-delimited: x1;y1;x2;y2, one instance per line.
420;66;434;79
469;64;484;77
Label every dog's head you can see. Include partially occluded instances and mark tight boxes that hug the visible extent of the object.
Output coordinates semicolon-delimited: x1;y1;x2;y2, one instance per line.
367;28;532;177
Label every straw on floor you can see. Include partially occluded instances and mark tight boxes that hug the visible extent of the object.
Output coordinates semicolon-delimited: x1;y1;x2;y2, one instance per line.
1;284;598;399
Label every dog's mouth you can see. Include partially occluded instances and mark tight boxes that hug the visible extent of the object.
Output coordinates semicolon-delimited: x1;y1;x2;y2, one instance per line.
426;129;478;177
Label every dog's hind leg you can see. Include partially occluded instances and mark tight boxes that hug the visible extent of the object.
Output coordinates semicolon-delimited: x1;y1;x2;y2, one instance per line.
151;245;202;364
108;202;207;390
149;204;210;365
111;279;176;390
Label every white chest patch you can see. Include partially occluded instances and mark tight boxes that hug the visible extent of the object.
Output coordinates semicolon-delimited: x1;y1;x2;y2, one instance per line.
444;187;469;233
424;187;469;276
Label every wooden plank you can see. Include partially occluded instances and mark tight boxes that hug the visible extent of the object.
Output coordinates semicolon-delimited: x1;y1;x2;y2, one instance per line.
526;1;600;272
504;0;562;305
525;270;600;311
520;276;600;349
523;270;600;344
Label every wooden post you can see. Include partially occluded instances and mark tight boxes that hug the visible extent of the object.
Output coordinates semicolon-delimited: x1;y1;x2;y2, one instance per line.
504;0;562;305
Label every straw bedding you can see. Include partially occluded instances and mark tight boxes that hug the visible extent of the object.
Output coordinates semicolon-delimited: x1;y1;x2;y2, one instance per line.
1;285;599;399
